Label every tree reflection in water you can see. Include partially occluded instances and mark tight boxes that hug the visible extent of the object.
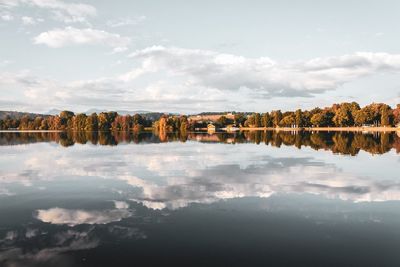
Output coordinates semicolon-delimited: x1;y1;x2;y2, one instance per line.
0;130;399;155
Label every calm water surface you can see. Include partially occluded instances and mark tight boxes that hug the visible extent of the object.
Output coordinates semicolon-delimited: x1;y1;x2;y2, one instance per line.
1;131;400;267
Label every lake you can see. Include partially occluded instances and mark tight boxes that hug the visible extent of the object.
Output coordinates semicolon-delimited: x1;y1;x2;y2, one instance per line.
1;131;400;267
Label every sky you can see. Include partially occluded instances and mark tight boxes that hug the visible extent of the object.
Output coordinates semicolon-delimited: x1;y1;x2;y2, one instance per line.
1;0;400;114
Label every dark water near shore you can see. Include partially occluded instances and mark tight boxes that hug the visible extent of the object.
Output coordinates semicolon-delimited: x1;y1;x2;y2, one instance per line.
1;131;400;266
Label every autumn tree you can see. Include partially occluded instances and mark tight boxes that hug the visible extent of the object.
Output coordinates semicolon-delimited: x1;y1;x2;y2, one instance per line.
295;109;302;127
98;112;111;131
280;114;296;127
332;103;356;127
33;117;43;129
393;104;400;126
85;113;98;131
272;110;282;127
216;115;228;126
59;111;74;129
234;113;246;126
40;119;49;130
311;110;334;127
380;105;390;126
253;113;261;127
261;112;272;127
73;113;87;130
19;115;30;130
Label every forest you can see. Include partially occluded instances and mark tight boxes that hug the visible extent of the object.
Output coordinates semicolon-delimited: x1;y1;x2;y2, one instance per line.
1;102;400;131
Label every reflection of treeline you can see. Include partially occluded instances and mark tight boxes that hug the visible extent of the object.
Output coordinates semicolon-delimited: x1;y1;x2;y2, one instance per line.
242;131;396;155
0;131;158;146
186;131;399;155
0;111;152;131
1;131;399;155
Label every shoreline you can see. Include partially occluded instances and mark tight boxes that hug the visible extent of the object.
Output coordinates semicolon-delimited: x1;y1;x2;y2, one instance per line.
1;126;400;133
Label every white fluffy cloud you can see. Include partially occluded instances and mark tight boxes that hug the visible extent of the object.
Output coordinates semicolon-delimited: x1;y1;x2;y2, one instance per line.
113;201;130;209
0;0;96;23
2;48;400;112
35;207;133;226
0;13;14;21
21;15;43;25
21;16;34;24
2;140;400;210
33;27;131;49
127;46;400;97
106;16;146;28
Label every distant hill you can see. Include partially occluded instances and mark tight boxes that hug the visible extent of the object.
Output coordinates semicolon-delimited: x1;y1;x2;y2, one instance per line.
0;111;48;120
195;111;253;116
45;109;63;115
83;109;166;121
83;109;167;121
84;109;152;115
1;110;166;122
46;108;159;115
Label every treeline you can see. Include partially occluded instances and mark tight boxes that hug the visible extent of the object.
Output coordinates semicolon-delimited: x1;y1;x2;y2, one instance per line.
241;102;400;128
2;102;400;131
152;102;400;130
154;115;190;132
0;111;152;131
1;131;399;156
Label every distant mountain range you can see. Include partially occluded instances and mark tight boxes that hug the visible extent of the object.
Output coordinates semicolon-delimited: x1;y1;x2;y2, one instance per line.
0;109;167;121
1;109;240;121
0;111;49;120
45;108;153;116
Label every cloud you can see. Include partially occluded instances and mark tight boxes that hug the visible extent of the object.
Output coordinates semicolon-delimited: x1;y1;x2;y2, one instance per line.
0;222;146;265
127;47;400;97
111;46;128;54
126;156;400;209
2;48;400;112
0;229;99;266
0;69;229;112
113;201;129;209
106;16;146;28
35;207;133;226
1;139;400;210
1;0;96;23
0;13;13;21
21;15;42;25
33;27;131;50
0;59;13;67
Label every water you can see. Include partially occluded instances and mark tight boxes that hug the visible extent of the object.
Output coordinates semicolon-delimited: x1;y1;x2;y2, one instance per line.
1;131;400;267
